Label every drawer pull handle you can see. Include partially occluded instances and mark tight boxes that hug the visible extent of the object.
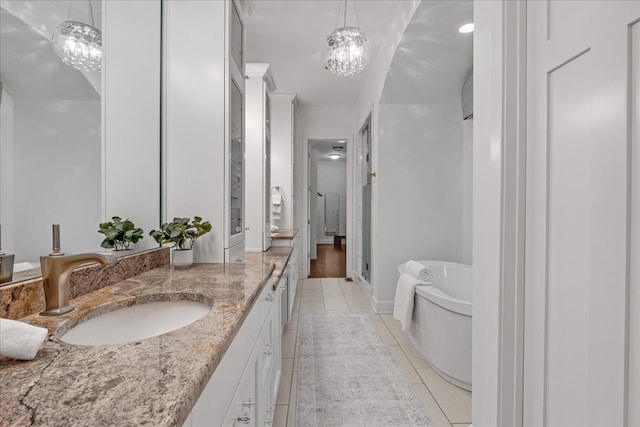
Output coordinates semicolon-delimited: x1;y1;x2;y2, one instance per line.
263;344;273;355
237;398;253;425
265;292;274;302
264;409;274;425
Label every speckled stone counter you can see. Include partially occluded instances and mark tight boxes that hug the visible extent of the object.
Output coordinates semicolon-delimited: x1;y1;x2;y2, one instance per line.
270;229;298;240
0;246;293;427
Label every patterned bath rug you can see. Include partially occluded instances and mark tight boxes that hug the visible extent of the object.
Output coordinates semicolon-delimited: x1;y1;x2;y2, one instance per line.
297;314;432;427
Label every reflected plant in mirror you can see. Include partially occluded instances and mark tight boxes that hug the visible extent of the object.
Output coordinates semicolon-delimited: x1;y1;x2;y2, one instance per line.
98;217;144;251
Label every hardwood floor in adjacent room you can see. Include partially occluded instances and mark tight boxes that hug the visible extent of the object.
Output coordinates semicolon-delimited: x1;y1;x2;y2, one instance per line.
309;243;346;278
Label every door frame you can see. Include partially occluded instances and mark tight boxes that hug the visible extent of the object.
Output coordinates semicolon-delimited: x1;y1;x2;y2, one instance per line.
473;0;527;425
302;134;354;279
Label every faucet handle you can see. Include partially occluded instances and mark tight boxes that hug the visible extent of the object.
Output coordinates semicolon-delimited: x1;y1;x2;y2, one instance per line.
49;224;64;256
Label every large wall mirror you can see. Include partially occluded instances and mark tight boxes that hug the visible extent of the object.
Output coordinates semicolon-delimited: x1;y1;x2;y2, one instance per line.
0;0;162;285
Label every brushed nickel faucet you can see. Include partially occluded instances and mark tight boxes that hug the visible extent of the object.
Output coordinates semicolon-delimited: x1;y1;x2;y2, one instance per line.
39;225;116;316
40;252;116;316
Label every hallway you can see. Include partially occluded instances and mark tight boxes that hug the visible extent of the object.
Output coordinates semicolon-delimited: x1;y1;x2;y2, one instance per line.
273;278;472;427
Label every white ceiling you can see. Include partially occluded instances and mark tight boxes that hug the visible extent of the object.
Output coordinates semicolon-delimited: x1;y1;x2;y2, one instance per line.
310;138;347;161
246;0;473;108
380;0;473;104
245;0;405;107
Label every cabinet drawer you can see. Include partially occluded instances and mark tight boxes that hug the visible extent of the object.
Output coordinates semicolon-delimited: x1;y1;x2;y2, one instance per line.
189;306;259;426
259;277;275;325
256;315;274;392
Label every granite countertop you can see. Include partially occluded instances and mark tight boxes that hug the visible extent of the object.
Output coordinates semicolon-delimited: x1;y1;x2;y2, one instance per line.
0;246;293;427
271;229;298;239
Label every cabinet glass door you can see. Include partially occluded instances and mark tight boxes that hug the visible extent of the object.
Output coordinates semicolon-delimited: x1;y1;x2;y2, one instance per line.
264;91;271;250
229;78;244;241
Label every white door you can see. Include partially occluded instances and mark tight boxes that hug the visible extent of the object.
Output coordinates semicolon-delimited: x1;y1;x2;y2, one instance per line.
525;2;640;426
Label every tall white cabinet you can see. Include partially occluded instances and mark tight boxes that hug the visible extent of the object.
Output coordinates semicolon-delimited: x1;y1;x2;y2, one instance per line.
164;0;247;263
245;64;276;252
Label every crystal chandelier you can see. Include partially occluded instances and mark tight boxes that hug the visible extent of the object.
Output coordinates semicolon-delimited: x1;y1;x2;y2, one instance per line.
51;0;102;72
324;0;370;76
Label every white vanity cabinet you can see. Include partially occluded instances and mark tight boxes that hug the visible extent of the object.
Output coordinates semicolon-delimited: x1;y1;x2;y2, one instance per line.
185;274;284;427
245;64;276;253
272;233;299;323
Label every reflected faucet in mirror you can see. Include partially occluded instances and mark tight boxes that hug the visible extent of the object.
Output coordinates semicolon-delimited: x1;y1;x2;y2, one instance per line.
0;225;16;284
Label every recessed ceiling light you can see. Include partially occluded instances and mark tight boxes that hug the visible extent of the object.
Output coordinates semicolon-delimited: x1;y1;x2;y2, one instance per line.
338;140;346;143
459;23;474;34
329;153;341;160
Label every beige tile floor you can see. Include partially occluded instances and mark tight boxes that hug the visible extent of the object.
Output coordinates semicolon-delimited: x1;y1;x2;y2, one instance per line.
274;277;472;427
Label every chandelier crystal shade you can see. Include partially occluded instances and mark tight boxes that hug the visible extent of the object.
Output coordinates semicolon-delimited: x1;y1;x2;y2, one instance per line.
324;0;370;76
52;21;102;72
324;27;370;76
51;1;102;72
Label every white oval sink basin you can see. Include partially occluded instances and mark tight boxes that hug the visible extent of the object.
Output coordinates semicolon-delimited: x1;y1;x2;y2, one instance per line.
60;300;211;346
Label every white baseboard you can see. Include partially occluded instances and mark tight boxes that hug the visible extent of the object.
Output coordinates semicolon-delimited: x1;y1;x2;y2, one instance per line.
372;298;394;314
351;275;394;313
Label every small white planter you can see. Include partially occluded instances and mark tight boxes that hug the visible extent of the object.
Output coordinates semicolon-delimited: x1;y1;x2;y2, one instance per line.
171;248;193;268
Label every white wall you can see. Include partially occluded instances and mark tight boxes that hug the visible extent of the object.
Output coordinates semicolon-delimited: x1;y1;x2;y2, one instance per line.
316;160;347;242
462;119;473;265
104;0;161;253
375;103;464;306
13;99;102;262
164;0;226;262
0;90;15;254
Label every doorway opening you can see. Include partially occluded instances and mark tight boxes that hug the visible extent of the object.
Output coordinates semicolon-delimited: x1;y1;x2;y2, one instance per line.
308;138;348;278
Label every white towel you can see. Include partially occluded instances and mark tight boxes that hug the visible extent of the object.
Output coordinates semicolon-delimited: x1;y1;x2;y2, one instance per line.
272;204;281;214
272;194;282;206
404;260;434;282
393;273;428;332
0;318;48;360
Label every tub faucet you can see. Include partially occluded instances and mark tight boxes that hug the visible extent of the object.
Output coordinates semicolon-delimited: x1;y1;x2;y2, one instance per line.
40;252;117;316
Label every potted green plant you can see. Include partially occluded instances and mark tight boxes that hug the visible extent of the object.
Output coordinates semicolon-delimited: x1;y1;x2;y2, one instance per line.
149;216;212;267
98;217;144;251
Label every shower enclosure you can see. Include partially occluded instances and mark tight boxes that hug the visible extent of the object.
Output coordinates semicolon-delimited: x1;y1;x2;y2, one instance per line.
360;115;372;285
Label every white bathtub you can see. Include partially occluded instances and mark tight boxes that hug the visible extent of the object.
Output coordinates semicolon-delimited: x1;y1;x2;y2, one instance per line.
399;260;472;391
